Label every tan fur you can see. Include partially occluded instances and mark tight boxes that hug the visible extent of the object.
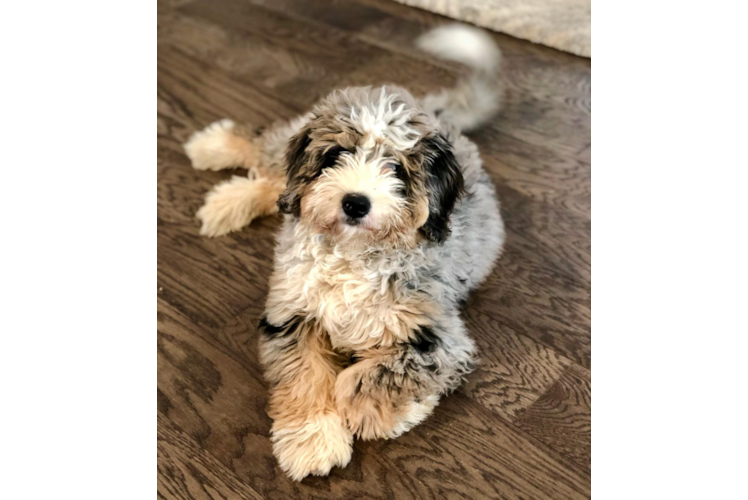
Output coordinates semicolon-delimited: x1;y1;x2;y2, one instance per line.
184;119;258;171
334;350;440;440
197;175;285;237
260;320;353;481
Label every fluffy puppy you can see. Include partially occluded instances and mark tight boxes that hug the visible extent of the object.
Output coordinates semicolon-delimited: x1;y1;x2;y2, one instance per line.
184;24;506;481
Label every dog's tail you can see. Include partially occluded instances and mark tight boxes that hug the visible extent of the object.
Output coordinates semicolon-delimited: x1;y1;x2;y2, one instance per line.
416;24;503;132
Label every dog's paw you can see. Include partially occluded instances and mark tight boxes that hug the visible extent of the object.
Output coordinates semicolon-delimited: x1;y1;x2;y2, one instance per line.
196;176;281;237
271;411;353;481
388;394;440;437
334;366;439;440
184;119;255;171
338;391;438;440
196;180;246;237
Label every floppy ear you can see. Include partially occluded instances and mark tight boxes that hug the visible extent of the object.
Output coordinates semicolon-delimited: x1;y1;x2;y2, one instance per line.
277;127;312;215
419;134;464;244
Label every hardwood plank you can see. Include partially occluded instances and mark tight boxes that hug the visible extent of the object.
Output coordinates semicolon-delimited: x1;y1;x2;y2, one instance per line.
476;187;592;368
514;365;592;474
462;310;573;421
339;46;459;98
175;0;384;107
158;412;265;500
249;0;390;34
158;0;195;11
244;0;465;75
158;43;302;147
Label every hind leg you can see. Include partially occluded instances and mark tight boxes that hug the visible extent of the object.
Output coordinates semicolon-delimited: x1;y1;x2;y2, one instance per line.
184;119;258;171
188;114;311;236
185;119;280;236
197;174;285;237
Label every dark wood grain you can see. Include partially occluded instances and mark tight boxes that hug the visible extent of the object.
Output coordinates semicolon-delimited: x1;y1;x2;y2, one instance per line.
462;309;573;421
514;365;592;475
157;0;591;497
158;413;265;500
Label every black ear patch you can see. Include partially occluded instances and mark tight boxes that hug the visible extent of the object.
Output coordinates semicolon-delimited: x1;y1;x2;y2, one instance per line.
277;129;312;215
420;134;464;244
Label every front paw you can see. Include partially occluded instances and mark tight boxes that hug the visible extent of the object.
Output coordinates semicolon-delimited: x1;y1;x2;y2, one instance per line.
271;411;353;481
335;366;439;440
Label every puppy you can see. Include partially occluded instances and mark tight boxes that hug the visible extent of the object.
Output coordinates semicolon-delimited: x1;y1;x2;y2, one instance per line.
184;24;506;481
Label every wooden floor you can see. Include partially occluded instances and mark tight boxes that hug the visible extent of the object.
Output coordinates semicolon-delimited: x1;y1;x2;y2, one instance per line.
157;0;591;498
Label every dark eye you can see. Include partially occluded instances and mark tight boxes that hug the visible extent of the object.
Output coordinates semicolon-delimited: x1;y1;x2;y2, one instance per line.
321;146;347;170
385;161;400;173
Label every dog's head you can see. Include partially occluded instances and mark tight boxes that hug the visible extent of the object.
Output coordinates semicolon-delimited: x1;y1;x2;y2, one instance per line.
278;86;464;248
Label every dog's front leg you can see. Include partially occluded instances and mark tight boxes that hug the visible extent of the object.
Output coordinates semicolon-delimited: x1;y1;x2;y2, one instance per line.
258;316;353;481
334;315;477;440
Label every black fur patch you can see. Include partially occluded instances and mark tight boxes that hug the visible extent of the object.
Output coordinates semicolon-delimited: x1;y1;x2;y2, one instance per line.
277;129;312;215
370;366;403;394
257;316;301;338
284;131;312;182
320;145;349;170
411;326;441;353
393;162;413;198
419;134;465;244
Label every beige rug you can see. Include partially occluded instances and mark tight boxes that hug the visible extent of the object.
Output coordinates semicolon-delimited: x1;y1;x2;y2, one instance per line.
394;0;591;57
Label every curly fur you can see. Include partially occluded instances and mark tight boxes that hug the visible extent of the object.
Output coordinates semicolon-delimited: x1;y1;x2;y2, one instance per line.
184;24;506;481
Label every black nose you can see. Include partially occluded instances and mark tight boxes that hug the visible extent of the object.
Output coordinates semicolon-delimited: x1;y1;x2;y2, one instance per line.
341;194;371;218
